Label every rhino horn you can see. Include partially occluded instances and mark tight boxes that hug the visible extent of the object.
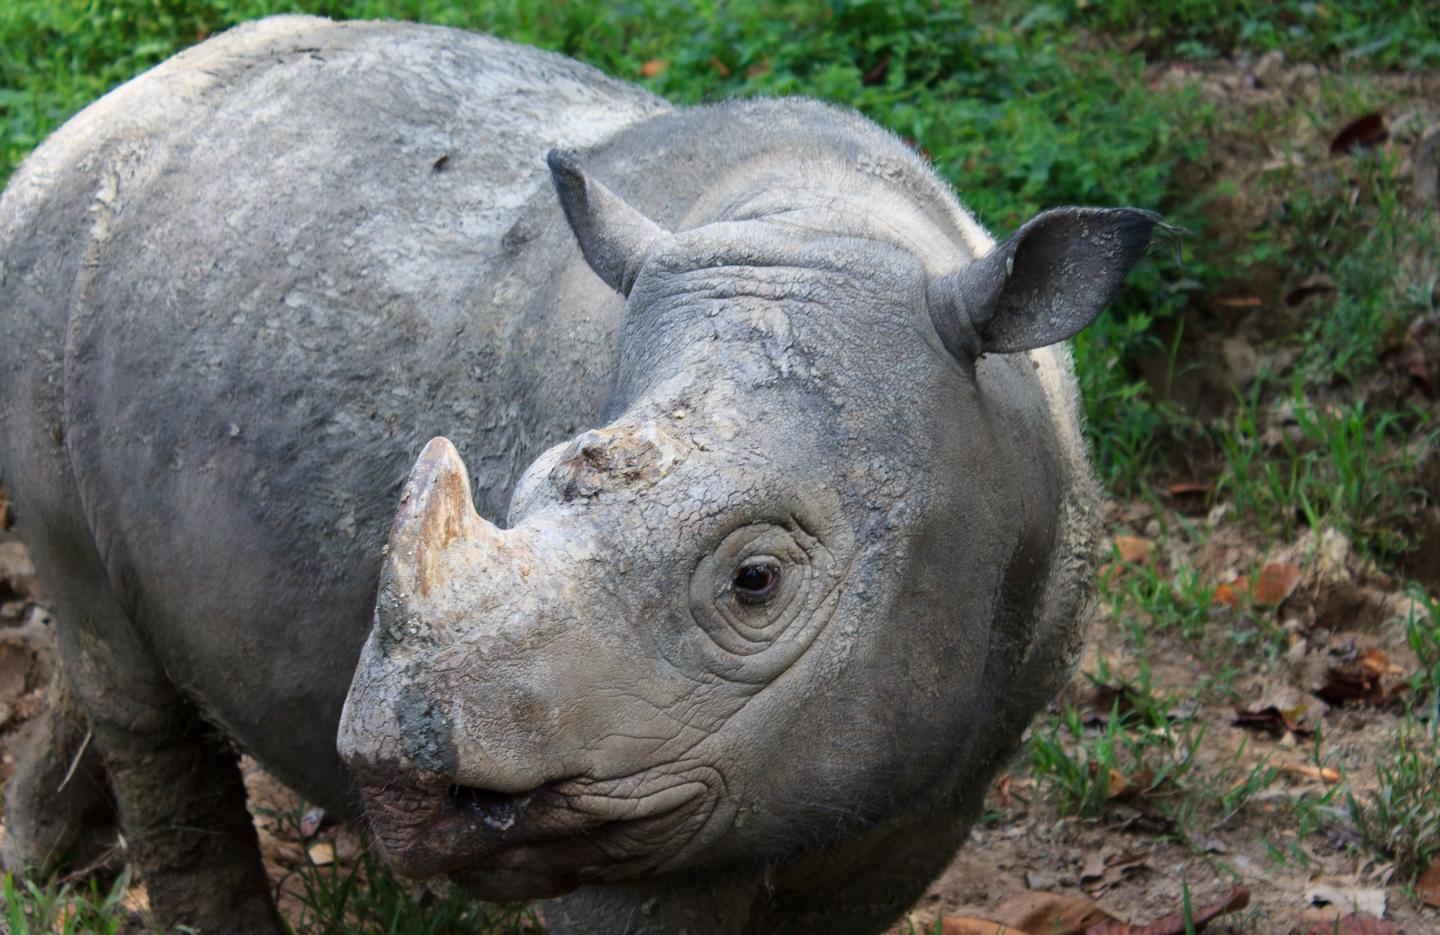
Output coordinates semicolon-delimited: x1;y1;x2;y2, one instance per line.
929;207;1163;357
385;436;499;602
547;149;669;296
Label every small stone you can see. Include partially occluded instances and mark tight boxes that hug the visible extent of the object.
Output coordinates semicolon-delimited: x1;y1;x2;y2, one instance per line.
306;841;335;866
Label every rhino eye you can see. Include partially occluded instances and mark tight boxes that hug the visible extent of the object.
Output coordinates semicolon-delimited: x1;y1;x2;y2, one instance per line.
732;558;781;604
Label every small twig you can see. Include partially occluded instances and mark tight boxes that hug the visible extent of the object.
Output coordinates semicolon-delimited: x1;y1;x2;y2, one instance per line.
56;726;93;793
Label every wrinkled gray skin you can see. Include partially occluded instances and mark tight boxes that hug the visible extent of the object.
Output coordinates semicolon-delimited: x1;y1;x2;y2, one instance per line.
0;16;1158;935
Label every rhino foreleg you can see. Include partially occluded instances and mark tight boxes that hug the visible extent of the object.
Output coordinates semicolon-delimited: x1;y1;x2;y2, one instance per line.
2;663;117;877
96;701;281;934
20;522;282;933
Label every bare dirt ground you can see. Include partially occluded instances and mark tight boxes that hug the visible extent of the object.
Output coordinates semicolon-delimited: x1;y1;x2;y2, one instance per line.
0;51;1436;935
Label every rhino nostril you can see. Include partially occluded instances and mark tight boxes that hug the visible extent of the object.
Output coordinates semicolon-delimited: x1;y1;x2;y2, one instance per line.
446;783;534;832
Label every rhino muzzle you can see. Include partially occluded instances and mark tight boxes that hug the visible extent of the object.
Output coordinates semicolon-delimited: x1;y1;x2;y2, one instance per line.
337;437;720;895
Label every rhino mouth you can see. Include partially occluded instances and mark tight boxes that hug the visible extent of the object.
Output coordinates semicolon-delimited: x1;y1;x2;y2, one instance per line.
357;768;720;899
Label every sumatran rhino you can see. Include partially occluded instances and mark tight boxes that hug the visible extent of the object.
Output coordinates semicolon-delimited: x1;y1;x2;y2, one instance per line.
0;15;1159;935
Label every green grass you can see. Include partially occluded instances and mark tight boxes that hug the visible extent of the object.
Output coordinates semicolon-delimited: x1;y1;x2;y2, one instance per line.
1027;664;1206;819
1214;390;1429;556
1070;0;1440;68
284;847;540;935
1404;590;1440;713
3;866;137;935
1348;717;1440;884
1;844;541;935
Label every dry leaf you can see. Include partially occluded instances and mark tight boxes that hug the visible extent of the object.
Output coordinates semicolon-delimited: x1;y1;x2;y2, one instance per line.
1314;649;1406;706
639;59;669;78
1079;849;1151;893
1085;885;1248;934
1252;561;1302;605
990;889;1120;934
1113;536;1153;565
1166;482;1211;497
708;56;731;78
1294;912;1397;935
306;841;335;866
1417;856;1440;908
993;773;1014;808
1330;113;1389;155
1234;686;1328;735
1215;580;1244;608
1218;296;1263;308
861;53;890;85
1082;678;1162;727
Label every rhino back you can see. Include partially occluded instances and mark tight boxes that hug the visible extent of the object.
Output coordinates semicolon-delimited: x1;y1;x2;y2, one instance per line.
0;16;665;807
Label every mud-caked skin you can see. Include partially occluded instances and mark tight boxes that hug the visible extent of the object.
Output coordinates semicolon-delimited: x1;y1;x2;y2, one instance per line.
0;15;1159;935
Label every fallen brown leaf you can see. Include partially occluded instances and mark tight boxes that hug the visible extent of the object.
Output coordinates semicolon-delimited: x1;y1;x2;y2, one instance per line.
1252;560;1302;605
639;58;669;78
861;53;890;85
1166;482;1211;497
990;890;1120;935
1113;535;1152;565
1079;849;1151;893
1417;855;1440;908
1218;296;1263;308
1215;580;1244;608
708;56;731;78
1085;885;1249;934
1294;912;1397;935
1330;113;1389;155
1082;677;1161;727
1314;648;1406;706
993;772;1014;808
1234;686;1328;735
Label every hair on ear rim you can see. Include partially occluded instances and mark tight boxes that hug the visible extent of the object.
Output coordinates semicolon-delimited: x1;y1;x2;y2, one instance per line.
930;206;1171;358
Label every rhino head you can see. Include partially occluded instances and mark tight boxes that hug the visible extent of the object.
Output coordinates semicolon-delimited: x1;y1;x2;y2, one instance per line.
337;151;1158;899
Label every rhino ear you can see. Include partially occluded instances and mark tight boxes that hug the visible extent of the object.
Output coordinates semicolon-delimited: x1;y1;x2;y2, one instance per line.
929;207;1162;358
547;150;669;296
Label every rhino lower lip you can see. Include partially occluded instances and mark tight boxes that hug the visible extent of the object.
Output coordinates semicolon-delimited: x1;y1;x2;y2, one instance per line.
360;771;715;889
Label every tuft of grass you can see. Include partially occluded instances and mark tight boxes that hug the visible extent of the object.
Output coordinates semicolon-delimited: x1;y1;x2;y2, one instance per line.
2;866;137;935
1405;589;1440;713
1214;391;1429;557
1348;718;1440;884
1028;666;1205;819
284;845;540;935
